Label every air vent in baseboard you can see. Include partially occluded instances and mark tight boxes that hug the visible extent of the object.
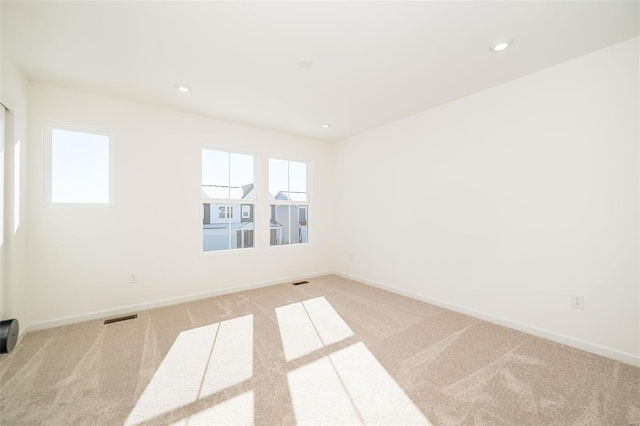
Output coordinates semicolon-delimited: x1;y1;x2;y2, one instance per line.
103;314;138;325
292;280;309;286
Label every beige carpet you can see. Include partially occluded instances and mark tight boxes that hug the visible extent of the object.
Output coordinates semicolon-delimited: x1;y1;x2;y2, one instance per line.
0;275;638;425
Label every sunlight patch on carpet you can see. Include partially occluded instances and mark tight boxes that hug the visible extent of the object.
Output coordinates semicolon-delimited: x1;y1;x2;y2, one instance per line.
170;391;254;426
124;315;253;426
276;298;430;425
276;297;353;361
287;342;430;425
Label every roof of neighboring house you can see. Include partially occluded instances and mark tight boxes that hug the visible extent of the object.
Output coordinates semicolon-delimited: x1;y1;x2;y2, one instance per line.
202;183;255;201
270;191;308;202
274;191;290;201
201;185;304;202
242;183;254;199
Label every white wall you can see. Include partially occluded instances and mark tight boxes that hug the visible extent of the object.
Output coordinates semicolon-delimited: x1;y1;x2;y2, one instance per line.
335;38;640;364
1;56;29;335
17;35;640;365
26;83;335;328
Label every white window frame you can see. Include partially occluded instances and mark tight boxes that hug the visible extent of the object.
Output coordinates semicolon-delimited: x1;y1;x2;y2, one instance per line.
201;147;256;253
268;157;310;247
44;120;114;207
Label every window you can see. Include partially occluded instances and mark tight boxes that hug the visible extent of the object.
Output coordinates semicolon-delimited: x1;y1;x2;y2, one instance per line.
218;206;233;219
269;158;309;246
241;205;251;219
202;149;254;252
45;121;112;205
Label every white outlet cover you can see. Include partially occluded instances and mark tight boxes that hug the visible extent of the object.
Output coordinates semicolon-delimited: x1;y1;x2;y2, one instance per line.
572;294;584;310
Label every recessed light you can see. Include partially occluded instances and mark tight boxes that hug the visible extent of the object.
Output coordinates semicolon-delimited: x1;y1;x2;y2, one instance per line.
175;84;191;93
489;38;513;53
297;58;313;68
321;123;331;129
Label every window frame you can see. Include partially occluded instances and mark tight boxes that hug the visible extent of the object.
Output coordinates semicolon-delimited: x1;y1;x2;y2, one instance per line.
201;147;257;254
44;120;114;207
268;157;310;248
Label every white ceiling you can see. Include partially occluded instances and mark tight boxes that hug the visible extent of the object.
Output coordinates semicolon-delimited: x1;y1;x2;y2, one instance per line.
2;1;638;142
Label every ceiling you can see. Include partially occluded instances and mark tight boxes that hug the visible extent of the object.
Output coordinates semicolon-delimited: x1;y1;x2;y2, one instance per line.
2;1;638;142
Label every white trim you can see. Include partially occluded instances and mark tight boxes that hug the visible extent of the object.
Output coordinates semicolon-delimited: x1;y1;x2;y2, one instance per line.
17;324;29;341
0;97;13;111
268;241;312;250
26;270;333;332
269;200;310;205
202;198;257;204
333;271;640;367
13;140;21;234
198;246;257;257
0;107;5;323
20;270;639;366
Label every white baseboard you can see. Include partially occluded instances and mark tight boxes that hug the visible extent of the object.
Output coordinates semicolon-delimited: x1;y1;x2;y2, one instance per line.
26;270;333;333
333;271;640;367
21;269;640;367
17;324;29;343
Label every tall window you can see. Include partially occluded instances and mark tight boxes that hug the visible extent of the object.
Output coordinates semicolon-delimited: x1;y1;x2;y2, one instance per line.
202;149;255;252
269;158;309;246
45;121;112;205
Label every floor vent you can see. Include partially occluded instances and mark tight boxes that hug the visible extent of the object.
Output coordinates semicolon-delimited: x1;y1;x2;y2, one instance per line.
292;280;309;286
103;314;138;325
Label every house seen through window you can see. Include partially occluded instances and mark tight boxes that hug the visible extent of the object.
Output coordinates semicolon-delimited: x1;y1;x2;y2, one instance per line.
269;158;309;246
202;149;255;252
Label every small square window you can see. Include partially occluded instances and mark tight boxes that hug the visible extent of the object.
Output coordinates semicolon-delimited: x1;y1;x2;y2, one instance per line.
45;121;112;205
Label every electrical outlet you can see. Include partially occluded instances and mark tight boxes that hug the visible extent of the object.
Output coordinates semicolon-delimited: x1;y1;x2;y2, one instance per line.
572;294;584;310
129;273;138;284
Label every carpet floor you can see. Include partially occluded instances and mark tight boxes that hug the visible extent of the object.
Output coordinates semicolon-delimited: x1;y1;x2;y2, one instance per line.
0;274;638;425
